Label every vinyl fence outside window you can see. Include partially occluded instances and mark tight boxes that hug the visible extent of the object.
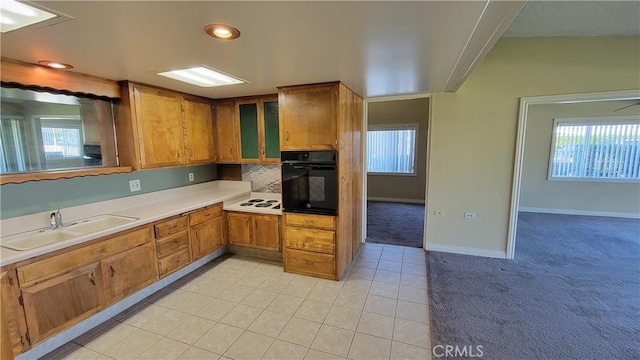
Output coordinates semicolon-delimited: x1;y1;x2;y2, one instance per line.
548;116;640;182
367;124;417;175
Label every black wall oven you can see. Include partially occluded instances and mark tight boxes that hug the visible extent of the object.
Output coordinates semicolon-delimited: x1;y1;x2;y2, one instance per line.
281;150;337;216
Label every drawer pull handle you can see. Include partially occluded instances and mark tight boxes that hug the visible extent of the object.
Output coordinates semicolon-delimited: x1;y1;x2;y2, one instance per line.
89;272;96;285
109;265;115;277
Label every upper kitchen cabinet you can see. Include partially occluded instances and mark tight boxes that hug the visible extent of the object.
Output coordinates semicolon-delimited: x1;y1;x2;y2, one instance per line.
115;82;216;170
278;82;339;150
214;101;240;163
182;96;216;165
237;96;280;163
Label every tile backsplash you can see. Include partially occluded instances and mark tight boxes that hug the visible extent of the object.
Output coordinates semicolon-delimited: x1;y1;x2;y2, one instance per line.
242;164;281;193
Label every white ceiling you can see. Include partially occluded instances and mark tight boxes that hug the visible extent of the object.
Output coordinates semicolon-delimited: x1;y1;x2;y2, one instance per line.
504;1;640;37
2;1;637;100
1;1;524;99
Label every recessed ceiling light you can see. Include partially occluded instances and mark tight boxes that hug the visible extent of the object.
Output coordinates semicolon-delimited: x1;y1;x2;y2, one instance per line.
1;0;57;33
158;66;246;87
204;23;240;40
38;60;73;69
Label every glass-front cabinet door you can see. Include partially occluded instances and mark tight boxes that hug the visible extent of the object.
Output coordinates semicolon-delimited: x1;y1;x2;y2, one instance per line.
237;96;279;163
262;99;280;162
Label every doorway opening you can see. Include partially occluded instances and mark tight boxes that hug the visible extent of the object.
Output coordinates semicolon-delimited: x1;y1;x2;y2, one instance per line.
363;95;431;249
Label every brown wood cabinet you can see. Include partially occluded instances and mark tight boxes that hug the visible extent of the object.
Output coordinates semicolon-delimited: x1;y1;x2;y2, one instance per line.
279;81;363;280
182;96;216;164
154;215;190;278
214;101;240;163
278;83;338;150
190;204;225;260
101;243;157;304
21;263;104;344
1;270;28;358
236;96;280;163
1;203;229;356
226;212;280;251
283;213;336;279
115;82;216;170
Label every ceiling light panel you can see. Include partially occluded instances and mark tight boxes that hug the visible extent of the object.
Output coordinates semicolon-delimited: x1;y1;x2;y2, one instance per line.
1;0;57;33
158;66;245;87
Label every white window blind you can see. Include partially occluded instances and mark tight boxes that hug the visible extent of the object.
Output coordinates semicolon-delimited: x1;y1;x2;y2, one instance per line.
367;124;417;175
40;117;83;159
549;117;640;181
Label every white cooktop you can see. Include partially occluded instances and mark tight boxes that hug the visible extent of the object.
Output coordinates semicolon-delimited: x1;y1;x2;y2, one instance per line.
224;192;282;215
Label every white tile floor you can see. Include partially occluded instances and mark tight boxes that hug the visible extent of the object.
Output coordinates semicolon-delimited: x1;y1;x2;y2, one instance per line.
43;243;431;360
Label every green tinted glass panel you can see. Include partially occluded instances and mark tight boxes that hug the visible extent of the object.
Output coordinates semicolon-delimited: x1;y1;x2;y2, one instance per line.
239;103;259;159
263;101;280;159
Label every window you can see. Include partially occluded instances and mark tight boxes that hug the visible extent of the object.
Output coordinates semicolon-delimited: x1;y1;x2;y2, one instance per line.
367;124;417;175
549;116;640;181
39;117;83;159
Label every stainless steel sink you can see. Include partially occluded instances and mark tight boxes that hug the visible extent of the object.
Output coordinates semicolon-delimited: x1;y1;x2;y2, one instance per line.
1;214;138;251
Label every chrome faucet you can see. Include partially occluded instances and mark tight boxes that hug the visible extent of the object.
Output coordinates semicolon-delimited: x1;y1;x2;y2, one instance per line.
50;206;63;228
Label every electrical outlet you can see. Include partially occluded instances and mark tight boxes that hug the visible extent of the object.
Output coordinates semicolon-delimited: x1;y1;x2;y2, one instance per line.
434;210;444;216
129;179;141;192
464;212;476;219
188;173;194;182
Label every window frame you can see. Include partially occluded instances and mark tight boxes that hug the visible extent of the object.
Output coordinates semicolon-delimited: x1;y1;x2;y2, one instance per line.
547;116;640;183
367;123;419;177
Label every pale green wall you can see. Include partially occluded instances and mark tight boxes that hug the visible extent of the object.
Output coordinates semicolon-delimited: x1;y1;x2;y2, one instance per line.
0;165;217;219
427;37;640;254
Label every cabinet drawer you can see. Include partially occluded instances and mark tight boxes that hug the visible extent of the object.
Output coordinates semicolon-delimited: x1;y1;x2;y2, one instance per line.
285;213;335;230
156;231;189;259
189;204;222;226
284;248;335;280
17;227;151;288
158;248;191;277
154;216;188;239
285;227;335;254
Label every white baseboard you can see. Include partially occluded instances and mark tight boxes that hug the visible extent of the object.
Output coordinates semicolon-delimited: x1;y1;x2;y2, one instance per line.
426;243;507;259
367;197;425;204
519;206;640;219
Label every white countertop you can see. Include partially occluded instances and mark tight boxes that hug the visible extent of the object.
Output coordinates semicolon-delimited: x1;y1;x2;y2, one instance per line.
0;180;253;266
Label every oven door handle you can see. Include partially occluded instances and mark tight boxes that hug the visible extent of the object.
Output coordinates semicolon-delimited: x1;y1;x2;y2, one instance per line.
288;165;336;170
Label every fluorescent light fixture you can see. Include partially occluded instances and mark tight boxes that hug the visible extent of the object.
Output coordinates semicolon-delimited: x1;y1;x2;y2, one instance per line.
158;66;246;87
1;0;58;33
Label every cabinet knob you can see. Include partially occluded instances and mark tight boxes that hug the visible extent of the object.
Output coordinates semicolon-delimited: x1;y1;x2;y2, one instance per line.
89;271;96;285
109;265;115;277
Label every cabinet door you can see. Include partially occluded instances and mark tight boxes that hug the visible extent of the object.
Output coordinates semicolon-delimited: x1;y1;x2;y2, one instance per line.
21;263;103;344
132;85;184;168
214;101;239;163
238;102;261;162
262;99;280;162
101;243;157;304
252;215;280;251
279;84;337;150
191;217;224;260
226;212;252;247
182;98;215;164
1;270;28;358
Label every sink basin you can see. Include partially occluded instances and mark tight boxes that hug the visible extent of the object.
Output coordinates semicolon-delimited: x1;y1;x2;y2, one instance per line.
64;214;138;234
1;214;138;251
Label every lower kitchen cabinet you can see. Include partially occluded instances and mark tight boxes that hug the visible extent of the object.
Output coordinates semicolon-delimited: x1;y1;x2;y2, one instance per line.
190;204;225;260
1;270;28;358
101;243;157;304
283;213;337;279
21;263;104;344
226;212;280;251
